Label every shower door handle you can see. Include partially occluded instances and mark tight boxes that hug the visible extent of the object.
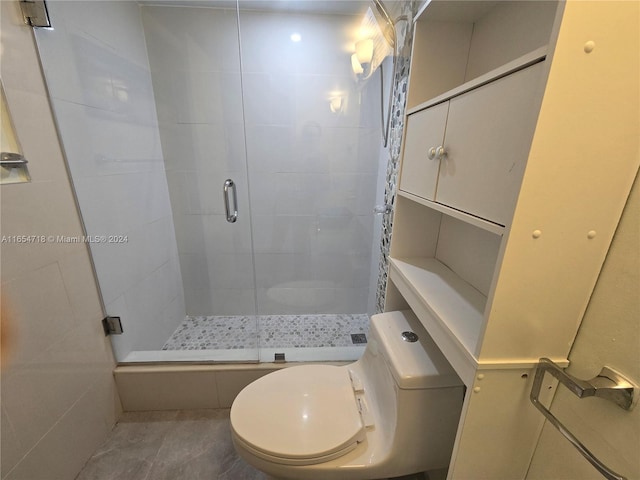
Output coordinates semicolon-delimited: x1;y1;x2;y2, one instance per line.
223;179;238;223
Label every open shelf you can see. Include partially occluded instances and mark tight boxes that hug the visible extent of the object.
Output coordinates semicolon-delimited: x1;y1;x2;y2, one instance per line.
397;190;505;235
407;46;548;115
389;257;485;384
407;0;558;110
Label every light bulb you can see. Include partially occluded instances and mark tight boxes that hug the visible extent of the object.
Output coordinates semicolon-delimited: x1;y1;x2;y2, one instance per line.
351;53;363;75
355;38;373;65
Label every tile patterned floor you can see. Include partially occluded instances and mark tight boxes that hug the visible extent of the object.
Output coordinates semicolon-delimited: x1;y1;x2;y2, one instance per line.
162;314;370;351
75;410;429;480
75;410;266;480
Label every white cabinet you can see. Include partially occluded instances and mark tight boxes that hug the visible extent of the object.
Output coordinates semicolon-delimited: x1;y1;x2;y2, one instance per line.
386;1;640;479
400;61;544;226
399;101;447;201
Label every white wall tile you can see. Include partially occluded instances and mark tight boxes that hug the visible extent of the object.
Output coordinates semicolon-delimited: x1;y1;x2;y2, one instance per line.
0;181;86;282
4;89;70;184
123;260;184;351
1;313;114;466
319;173;378;215
238;11;357;77
142;6;241;74
257;287;318;315
35;27;115;110
249;172;330;215
4;379;119;480
314;287;369;314
245;125;295;173
115;370;220;411
1;263;77;368
313;215;374;255
256;284;369;314
52;99;165;179
58;249;104;324
312;253;371;288
179;252;213;295
157;124;198;172
254;253;313;288
252;215;315;253
181;263;257;316
241;72;296;126
174;71;244;125
209;253;255;289
1;405;23;477
173;213;253;255
208;288;257;316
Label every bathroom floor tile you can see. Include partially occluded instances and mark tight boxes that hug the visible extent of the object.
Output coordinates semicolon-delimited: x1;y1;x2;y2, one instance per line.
76;409;430;480
259;313;370;348
162;314;370;350
75;409;268;480
162;316;258;350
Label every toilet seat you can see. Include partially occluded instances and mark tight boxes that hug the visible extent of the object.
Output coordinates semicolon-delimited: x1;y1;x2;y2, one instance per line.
230;365;366;466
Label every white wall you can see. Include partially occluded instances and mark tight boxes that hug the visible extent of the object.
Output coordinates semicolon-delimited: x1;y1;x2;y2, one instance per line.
142;5;383;316
34;1;185;360
526;172;639;480
0;1;120;478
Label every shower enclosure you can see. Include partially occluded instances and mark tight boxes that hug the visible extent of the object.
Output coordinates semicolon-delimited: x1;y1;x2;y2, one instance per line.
33;0;413;363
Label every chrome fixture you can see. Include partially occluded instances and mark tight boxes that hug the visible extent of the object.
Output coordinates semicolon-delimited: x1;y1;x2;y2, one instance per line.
223;178;238;223
530;358;637;480
373;204;392;214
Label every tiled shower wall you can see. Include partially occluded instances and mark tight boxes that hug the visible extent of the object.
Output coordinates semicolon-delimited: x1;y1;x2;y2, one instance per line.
0;1;120;478
34;1;186;360
142;6;384;316
375;1;416;313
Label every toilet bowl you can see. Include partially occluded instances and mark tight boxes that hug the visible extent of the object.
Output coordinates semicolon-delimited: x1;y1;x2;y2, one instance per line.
230;310;464;480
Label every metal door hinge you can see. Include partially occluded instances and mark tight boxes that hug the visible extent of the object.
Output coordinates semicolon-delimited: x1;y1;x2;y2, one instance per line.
102;316;123;336
19;0;51;28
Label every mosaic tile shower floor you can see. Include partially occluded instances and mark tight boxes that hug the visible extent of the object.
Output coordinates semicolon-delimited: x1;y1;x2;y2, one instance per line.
162;314;370;350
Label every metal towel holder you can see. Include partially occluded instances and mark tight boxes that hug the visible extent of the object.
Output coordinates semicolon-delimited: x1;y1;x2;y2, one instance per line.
530;358;637;480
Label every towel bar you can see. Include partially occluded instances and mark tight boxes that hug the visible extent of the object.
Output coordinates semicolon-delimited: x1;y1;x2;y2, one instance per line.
530;358;637;480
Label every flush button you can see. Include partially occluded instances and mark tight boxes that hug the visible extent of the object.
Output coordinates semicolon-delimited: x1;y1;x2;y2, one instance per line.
401;331;419;343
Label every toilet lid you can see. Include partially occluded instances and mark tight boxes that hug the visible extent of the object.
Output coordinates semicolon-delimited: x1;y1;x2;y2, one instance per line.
230;365;365;465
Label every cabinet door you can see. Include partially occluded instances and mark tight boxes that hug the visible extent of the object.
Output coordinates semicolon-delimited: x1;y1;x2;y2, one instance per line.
399;101;449;201
436;62;544;225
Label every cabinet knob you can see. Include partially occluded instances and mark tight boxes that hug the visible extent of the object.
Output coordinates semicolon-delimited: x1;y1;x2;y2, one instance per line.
427;146;446;160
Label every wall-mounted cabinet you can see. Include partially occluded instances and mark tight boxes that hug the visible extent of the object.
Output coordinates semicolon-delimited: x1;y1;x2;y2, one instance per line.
401;59;545;226
386;1;640;479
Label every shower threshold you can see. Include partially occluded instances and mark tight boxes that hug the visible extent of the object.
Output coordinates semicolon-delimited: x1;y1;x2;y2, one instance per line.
120;314;370;364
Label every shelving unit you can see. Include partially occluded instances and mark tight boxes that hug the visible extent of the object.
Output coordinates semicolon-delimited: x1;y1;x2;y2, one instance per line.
397;191;504;236
389;257;483;385
385;1;640;479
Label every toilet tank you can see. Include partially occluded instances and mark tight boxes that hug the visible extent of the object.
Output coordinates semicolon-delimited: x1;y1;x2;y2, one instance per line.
371;310;461;390
358;310;464;472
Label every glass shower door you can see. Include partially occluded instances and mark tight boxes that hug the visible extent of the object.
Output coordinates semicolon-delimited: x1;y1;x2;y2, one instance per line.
237;2;382;361
141;4;259;360
34;0;259;362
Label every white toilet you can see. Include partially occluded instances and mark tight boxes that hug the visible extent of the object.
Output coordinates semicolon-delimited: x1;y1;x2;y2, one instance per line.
230;310;464;480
